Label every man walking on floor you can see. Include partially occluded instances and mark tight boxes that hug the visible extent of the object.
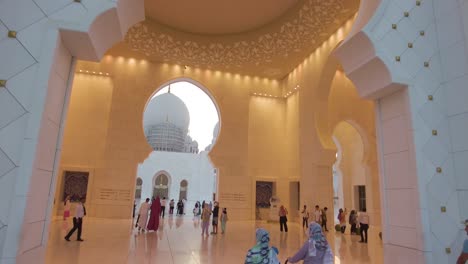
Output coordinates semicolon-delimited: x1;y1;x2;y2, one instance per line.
160;197;167;218
65;198;86;242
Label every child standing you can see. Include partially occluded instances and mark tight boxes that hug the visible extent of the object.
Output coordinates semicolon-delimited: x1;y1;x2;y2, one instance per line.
220;208;228;234
301;205;309;228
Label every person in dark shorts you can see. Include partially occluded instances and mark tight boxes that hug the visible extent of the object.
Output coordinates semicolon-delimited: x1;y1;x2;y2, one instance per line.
211;202;220;234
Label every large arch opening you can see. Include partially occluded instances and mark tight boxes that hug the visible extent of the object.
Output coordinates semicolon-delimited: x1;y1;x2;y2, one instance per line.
314;44;382;230
332;121;367;222
136;79;220;214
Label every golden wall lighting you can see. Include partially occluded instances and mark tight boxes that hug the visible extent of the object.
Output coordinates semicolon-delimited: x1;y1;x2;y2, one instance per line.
8;31;16;38
0;80;6;87
432;129;438;136
440;206;446;213
428;95;433;101
78;69;110;76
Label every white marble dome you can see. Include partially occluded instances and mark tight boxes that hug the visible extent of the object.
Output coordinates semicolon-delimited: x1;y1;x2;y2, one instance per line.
144;92;190;130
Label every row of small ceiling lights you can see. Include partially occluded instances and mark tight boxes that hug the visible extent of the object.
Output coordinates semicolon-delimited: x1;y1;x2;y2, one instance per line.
284;85;300;98
77;69;110;76
251;85;300;99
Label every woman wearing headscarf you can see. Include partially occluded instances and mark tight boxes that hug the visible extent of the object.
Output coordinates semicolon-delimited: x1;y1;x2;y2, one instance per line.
287;222;333;264
245;228;280;264
147;196;161;231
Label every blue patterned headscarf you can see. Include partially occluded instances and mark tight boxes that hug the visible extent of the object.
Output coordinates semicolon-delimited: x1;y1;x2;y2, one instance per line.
245;228;279;264
308;222;329;256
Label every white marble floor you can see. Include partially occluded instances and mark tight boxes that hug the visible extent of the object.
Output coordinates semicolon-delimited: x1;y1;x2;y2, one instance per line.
46;216;383;264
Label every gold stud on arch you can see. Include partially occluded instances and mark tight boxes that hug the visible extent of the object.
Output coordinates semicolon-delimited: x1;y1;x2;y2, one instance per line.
7;31;16;38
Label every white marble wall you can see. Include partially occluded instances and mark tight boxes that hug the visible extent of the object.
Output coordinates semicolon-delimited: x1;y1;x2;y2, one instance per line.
338;0;468;262
138;151;216;209
0;0;143;263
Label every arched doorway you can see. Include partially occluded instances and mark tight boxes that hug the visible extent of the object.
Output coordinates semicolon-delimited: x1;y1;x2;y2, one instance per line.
315;48;382;229
332;121;368;223
153;174;170;199
179;180;188;200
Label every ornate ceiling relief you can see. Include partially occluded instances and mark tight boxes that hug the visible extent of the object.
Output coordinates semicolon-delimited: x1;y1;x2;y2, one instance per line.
123;0;358;78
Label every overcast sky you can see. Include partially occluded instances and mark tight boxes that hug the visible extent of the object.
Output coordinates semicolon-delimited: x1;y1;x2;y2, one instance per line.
148;81;219;150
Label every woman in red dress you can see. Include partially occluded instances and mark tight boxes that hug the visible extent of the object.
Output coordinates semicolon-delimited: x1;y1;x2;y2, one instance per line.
147;196;161;231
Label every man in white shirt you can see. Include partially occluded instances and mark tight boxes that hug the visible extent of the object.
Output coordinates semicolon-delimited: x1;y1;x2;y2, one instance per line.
160;197;167;218
65;198;86;242
314;205;322;223
358;208;370;243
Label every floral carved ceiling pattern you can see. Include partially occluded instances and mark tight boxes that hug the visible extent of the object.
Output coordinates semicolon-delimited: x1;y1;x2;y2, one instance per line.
123;0;358;78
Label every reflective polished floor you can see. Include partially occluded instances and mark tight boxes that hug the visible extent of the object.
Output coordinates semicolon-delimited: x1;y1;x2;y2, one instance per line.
46;216;383;264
